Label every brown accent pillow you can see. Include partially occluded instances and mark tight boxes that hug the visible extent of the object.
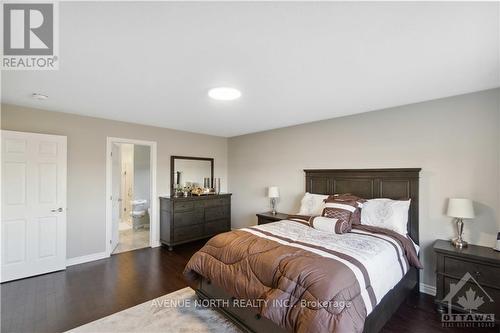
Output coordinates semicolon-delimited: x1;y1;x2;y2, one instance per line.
287;214;315;225
322;203;356;233
324;194;367;226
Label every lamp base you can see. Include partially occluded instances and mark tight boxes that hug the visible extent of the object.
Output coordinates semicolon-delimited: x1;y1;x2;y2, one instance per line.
270;198;277;216
452;238;468;249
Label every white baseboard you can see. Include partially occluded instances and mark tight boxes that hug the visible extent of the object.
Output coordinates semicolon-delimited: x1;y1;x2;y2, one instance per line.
151;241;161;248
66;251;108;267
420;283;436;296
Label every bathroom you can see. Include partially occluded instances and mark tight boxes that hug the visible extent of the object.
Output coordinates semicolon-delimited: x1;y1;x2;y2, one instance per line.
111;143;151;254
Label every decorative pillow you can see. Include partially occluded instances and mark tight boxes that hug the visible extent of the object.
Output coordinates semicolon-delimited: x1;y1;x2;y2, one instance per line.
360;198;411;235
321;198;359;233
310;216;348;234
287;214;315;225
298;192;329;215
327;194;366;225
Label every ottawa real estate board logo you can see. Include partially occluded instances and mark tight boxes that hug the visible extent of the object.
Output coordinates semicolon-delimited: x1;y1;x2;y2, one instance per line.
441;272;495;329
2;1;59;70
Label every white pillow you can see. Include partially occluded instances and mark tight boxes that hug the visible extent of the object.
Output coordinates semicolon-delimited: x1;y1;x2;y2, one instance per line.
298;192;328;216
360;198;411;235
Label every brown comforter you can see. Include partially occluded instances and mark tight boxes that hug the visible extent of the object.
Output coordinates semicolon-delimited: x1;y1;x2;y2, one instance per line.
184;222;421;333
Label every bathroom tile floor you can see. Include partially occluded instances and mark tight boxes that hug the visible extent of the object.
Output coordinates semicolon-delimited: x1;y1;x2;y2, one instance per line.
119;221;132;231
113;228;149;254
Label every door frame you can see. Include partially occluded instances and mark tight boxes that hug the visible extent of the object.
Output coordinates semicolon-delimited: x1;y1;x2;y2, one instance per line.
105;137;158;257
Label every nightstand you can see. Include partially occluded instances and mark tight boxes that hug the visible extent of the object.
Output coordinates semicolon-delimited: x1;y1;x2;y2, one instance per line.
256;212;288;225
434;239;500;319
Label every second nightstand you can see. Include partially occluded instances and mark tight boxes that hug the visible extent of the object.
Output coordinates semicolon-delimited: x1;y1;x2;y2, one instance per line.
256;212;288;225
434;239;500;319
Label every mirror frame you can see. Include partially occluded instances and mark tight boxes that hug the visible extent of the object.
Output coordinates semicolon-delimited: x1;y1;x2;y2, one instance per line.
170;155;214;195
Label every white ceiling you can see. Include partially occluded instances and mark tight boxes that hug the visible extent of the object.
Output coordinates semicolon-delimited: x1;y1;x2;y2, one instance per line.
2;2;499;137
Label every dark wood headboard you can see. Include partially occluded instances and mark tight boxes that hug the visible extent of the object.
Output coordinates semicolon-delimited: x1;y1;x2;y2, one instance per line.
304;168;421;244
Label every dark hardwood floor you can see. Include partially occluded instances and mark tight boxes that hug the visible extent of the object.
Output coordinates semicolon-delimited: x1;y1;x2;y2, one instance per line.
381;292;498;333
1;240;497;333
1;240;204;333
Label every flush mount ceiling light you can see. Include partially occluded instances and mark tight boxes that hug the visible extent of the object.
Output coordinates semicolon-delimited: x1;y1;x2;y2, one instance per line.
208;87;241;101
32;93;48;100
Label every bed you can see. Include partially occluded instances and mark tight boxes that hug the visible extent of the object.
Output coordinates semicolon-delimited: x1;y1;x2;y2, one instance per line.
184;168;421;333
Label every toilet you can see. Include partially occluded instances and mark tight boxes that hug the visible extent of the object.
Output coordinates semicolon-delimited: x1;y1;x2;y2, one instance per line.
130;199;149;230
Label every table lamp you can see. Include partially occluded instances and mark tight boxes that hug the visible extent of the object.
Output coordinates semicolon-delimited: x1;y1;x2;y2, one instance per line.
446;198;475;249
268;186;280;215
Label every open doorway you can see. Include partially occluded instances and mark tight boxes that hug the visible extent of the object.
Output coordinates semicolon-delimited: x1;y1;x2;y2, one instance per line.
106;137;158;256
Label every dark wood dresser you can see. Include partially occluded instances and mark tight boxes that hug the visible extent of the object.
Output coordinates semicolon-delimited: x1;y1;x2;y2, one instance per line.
160;194;231;250
434;239;500;320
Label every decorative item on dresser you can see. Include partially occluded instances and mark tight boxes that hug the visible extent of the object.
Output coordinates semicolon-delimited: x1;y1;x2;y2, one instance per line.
213;177;221;194
446;198;475;249
160;194;231;251
495;232;500;252
434;239;500;322
256;212;288;225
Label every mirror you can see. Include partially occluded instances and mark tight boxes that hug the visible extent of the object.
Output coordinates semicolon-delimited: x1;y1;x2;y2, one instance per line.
171;156;214;195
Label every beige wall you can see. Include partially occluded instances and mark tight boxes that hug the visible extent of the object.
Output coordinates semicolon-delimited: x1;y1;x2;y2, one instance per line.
228;88;500;288
1;104;228;259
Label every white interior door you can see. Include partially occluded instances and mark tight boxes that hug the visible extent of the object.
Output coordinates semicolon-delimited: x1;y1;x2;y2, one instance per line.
111;144;121;252
1;130;67;282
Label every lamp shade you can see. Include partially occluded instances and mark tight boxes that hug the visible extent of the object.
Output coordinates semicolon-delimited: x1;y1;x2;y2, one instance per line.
447;198;475;219
268;186;280;198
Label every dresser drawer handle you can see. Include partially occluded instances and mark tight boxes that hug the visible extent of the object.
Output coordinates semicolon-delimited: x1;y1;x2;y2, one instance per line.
474;271;481;277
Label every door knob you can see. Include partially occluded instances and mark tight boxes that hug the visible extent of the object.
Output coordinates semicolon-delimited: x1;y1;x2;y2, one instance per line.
51;208;63;212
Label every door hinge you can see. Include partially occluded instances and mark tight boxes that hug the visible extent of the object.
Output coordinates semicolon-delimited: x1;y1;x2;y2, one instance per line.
110;195;112;200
